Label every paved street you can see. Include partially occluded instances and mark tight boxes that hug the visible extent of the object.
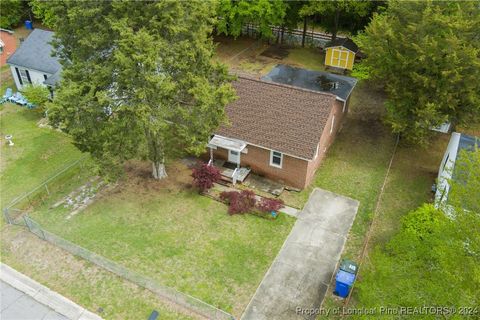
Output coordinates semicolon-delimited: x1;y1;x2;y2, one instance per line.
0;264;102;320
241;188;359;320
1;280;68;320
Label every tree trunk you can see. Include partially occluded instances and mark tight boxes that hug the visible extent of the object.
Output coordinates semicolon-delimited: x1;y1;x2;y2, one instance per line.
332;8;340;41
152;161;167;180
280;25;285;44
302;17;307;47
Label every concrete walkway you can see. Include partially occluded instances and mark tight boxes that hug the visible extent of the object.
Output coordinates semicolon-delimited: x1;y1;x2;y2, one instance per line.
241;188;359;320
0;263;102;320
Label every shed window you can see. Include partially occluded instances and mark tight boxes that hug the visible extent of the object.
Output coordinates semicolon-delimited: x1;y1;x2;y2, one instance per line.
270;151;283;168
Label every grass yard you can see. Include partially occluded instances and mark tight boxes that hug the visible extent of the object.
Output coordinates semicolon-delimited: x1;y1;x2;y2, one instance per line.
0;103;85;206
1;226;193;320
30;161;295;316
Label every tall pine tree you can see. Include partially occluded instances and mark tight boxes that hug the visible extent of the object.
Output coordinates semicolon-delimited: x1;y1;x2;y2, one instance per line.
48;1;236;179
356;1;480;144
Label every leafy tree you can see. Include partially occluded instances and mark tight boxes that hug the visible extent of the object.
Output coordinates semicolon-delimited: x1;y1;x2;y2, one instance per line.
0;0;24;29
356;1;480;145
21;84;50;109
357;150;480;315
29;0;56;28
216;0;286;39
300;0;374;40
48;1;236;180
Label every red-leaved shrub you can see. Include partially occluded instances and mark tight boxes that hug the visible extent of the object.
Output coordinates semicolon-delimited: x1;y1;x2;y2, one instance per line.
256;197;284;213
191;163;221;193
220;190;256;215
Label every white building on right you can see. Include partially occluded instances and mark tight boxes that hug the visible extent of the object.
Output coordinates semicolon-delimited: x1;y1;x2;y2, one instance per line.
435;132;480;208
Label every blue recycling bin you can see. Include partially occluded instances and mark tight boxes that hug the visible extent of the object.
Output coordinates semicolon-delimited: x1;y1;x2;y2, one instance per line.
335;270;356;298
25;20;33;30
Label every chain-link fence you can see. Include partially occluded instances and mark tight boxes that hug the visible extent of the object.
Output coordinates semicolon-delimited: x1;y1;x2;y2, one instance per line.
3;159;236;320
3;156;91;226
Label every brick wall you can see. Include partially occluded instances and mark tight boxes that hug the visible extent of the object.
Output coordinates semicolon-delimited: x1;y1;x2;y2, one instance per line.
210;99;347;189
305;99;345;186
211;145;309;189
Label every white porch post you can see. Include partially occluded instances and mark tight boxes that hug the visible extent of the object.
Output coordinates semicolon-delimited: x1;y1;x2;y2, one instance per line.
208;147;213;166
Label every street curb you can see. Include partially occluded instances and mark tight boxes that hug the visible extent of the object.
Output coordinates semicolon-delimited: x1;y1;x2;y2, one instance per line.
1;263;103;320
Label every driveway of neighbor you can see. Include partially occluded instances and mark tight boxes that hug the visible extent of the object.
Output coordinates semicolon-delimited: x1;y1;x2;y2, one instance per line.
241;188;359;320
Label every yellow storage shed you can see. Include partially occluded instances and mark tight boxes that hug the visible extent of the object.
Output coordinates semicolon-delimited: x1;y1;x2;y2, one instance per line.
324;38;359;71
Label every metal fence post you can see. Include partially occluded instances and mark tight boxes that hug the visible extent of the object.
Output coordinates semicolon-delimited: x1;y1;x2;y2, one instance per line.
23;215;31;231
3;208;11;224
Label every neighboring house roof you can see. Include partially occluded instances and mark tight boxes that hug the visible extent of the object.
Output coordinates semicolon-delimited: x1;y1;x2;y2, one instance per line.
6;29;61;74
457;133;480;154
325;38;359;53
435;132;479;208
0;30;16;66
43;68;62;86
216;76;337;160
262;64;357;101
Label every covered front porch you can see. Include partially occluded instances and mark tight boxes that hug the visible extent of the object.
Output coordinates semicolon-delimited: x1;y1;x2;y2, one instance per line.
207;135;251;185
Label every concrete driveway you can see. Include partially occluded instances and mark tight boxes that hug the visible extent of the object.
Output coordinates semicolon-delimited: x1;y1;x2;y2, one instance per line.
241;188;359;320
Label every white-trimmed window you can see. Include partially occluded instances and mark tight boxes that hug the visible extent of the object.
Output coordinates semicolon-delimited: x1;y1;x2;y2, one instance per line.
19;69;31;84
330;115;335;134
15;67;31;85
270;150;283;168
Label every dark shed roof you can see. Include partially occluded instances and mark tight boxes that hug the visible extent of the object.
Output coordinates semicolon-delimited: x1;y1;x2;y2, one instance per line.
6;29;61;74
325;38;359;53
262;64;357;101
216;76;337;160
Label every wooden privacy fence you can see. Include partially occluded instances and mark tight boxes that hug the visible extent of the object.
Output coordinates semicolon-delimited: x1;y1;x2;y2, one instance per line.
242;23;343;48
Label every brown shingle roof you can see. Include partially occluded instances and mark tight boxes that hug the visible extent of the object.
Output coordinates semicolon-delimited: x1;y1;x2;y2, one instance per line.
216;76;336;160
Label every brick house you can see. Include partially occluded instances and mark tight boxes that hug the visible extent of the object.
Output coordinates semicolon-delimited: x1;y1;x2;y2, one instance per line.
208;69;356;189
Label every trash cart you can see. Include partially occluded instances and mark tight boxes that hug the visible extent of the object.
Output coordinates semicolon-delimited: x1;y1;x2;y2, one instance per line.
25;20;33;30
339;259;358;275
334;270;356;298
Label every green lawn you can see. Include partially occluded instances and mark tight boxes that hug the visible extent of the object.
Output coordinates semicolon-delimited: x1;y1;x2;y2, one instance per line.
1;226;193;320
30;162;295;316
0;103;85;206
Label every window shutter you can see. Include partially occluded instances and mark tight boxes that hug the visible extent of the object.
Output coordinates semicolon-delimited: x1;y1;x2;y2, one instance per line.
25;69;32;84
15;67;23;85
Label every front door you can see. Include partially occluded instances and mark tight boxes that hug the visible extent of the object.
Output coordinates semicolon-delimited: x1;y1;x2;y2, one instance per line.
228;150;240;164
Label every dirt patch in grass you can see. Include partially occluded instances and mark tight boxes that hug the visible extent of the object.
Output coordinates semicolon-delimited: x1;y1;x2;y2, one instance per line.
1;225;195;320
260;45;290;59
215;36;327;77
